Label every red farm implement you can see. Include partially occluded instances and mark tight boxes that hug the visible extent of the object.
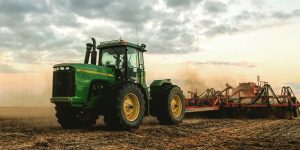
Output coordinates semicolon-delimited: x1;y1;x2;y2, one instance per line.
185;78;300;119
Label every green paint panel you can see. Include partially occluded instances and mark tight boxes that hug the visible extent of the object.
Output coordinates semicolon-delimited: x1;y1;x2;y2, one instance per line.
150;79;172;87
55;63;115;106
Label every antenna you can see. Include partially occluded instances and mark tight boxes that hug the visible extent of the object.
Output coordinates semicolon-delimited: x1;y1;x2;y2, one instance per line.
135;25;139;45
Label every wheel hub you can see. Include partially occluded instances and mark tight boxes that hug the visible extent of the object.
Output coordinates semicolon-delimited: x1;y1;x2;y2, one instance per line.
171;95;183;118
77;110;92;122
123;93;140;121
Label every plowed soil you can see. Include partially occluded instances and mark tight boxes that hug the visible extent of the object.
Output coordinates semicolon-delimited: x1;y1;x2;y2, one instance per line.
0;107;300;150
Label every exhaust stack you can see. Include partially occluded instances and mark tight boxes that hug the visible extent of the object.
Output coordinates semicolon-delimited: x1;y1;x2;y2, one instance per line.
90;38;97;65
84;37;97;65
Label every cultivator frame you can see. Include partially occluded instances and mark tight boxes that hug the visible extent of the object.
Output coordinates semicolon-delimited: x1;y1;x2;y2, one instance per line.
185;81;300;119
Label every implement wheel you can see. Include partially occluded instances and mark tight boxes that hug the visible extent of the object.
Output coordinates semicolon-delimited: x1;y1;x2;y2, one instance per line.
244;108;272;118
204;110;225;119
156;85;185;125
104;84;145;130
291;98;300;118
292;106;300;118
55;104;98;129
224;108;238;118
272;107;291;119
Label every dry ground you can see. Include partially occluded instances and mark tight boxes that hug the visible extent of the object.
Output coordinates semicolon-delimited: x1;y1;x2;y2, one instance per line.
0;107;300;150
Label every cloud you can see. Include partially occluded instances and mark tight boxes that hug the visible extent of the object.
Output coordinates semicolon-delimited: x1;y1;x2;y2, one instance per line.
194;61;256;68
165;0;202;8
0;0;85;64
200;19;216;27
250;0;265;9
285;83;300;94
234;10;267;21
204;24;238;37
203;1;227;14
272;9;300;20
202;9;300;37
286;83;300;88
69;0;157;25
0;0;299;64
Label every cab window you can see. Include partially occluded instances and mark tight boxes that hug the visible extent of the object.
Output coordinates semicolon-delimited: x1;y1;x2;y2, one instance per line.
127;47;139;81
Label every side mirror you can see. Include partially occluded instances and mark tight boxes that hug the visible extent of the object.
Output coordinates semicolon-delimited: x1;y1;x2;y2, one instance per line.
141;44;146;49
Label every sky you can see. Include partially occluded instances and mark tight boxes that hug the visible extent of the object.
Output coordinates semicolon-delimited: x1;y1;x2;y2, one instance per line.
0;0;300;106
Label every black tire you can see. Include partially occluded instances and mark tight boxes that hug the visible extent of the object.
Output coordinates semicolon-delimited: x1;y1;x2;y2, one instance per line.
292;107;300;118
55;104;98;129
291;98;300;118
224;108;238;118
204;110;225;119
156;85;186;125
272;107;291;119
244;108;272;118
104;84;145;130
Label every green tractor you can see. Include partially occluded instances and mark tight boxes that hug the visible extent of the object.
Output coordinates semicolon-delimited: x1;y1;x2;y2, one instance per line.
51;38;185;130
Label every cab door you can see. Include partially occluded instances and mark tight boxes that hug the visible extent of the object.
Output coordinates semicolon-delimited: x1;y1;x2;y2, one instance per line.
138;51;146;85
127;47;139;82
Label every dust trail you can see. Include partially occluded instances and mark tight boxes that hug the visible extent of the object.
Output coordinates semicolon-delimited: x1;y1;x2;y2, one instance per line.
0;71;52;106
171;65;237;97
0;107;58;127
176;67;208;95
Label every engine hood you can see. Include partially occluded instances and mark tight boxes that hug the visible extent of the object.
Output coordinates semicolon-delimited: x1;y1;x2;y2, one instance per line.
54;63;115;82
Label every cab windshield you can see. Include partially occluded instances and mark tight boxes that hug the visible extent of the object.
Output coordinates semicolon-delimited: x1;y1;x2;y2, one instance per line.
100;47;126;69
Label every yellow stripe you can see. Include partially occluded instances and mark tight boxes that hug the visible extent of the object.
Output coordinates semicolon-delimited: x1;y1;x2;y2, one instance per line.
77;69;113;77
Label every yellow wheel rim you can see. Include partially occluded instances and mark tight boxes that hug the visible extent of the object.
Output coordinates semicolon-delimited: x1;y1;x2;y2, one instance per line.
123;93;140;121
171;95;183;118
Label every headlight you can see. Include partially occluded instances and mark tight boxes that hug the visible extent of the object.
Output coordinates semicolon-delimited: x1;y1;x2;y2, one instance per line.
54;66;72;71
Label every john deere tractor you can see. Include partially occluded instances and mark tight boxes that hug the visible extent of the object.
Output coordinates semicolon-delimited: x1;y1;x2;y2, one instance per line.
51;38;185;130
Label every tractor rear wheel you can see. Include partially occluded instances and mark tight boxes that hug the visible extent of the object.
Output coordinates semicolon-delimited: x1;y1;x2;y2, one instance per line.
55;104;98;129
104;84;145;130
156;85;185;125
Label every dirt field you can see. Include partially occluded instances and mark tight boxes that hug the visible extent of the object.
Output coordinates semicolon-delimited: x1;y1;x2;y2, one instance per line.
0;107;300;150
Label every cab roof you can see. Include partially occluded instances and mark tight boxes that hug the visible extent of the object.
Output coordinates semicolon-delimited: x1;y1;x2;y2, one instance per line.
97;39;147;52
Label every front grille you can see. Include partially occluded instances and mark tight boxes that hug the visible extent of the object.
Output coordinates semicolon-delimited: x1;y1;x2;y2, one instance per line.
52;70;75;97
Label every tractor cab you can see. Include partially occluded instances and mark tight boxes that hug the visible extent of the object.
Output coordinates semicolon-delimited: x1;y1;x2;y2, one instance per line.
84;38;146;85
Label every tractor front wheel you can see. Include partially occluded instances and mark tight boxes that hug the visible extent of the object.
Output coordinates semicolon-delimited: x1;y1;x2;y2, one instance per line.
55;104;98;129
104;84;145;130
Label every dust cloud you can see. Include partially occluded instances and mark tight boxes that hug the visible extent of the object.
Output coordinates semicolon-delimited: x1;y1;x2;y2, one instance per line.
175;68;208;95
0;71;52;106
0;62;245;107
171;65;238;97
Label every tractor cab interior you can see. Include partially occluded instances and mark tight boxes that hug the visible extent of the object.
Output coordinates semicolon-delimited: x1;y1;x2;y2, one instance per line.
100;47;126;81
99;46;142;83
84;38;145;83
